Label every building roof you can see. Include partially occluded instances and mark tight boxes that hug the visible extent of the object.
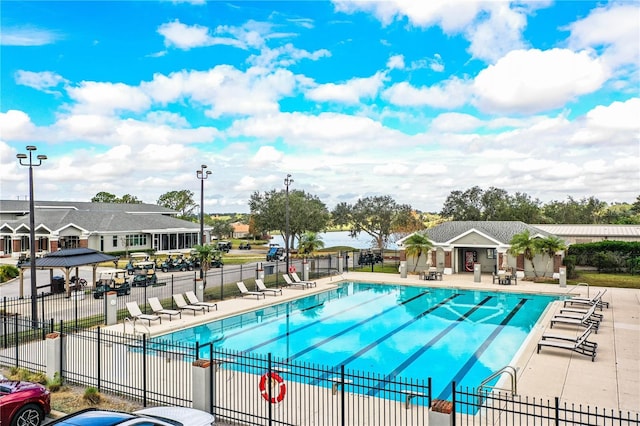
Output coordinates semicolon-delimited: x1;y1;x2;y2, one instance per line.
0;200;175;214
532;224;640;237
400;221;552;246
21;248;117;268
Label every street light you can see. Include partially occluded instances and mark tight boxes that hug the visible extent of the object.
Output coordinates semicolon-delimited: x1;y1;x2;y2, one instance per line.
196;165;212;279
17;145;47;326
284;174;293;274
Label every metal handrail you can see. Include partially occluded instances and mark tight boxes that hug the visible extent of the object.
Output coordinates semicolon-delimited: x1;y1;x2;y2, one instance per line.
122;317;150;336
566;282;589;296
328;269;344;281
478;365;518;398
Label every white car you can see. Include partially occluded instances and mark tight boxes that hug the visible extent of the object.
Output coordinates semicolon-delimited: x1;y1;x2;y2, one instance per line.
48;406;215;425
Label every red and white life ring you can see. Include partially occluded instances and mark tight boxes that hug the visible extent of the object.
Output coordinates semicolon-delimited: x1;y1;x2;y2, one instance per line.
259;372;286;403
288;265;296;273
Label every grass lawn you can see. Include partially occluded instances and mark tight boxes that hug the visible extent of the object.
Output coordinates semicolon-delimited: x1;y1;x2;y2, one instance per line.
569;271;640;289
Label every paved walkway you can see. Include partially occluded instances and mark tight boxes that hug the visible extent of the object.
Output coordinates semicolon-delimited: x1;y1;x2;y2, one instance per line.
102;271;640;414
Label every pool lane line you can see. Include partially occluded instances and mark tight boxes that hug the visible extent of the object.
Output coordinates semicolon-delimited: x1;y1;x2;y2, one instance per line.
196;286;381;345
366;295;494;397
241;290;432;354
435;297;529;401
308;294;462;386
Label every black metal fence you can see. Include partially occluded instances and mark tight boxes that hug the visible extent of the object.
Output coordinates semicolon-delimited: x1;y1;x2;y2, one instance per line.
1;252;400;330
1;315;638;425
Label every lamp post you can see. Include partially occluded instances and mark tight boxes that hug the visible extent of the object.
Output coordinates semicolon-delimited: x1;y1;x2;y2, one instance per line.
196;165;212;279
17;145;47;326
284;174;293;274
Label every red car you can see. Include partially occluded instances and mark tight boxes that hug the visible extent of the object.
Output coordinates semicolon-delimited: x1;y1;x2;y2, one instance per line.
0;377;51;426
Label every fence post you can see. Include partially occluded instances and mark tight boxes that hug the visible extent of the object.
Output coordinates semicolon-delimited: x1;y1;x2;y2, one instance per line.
220;266;224;301
555;396;560;426
142;335;147;407
192;359;212;413
268;353;273;426
105;292;118;326
45;332;61;381
341;364;345;426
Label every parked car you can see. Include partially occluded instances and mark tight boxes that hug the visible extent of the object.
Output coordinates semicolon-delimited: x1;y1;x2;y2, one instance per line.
93;268;131;299
0;375;51;426
47;406;215;425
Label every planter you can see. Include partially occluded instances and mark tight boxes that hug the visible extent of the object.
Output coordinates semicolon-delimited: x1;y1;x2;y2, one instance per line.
429;399;453;426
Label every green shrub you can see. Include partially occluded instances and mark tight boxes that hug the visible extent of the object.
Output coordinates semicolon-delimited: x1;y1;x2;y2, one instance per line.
563;255;577;279
0;264;20;282
83;387;101;405
48;372;63;392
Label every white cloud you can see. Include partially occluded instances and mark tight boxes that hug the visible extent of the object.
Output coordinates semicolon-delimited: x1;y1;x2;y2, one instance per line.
387;54;405;70
247;43;331;68
250;146;284;167
0;26;60;46
0;110;37;140
66;81;151;115
567;3;640;69
466;3;527;63
15;71;66;92
430;112;482;132
158;20;244;50
306;72;386;104
383;77;471;108
473;48;609;113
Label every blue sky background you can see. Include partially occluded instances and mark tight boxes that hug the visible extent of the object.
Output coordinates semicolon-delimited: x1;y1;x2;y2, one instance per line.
1;0;638;213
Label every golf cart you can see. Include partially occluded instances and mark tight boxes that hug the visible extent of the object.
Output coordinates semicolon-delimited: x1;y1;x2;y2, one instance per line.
216;241;232;253
93;268;131;299
131;266;159;287
125;258;154;275
266;246;286;261
160;252;193;273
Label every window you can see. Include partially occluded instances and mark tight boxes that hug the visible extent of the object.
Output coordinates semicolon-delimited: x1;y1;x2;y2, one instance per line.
125;234;147;247
113;236;118;247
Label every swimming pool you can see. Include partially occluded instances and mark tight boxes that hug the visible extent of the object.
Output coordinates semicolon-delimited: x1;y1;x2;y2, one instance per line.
155;282;557;400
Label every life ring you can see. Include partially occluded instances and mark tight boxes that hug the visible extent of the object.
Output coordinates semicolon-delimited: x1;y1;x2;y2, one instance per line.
288;265;296;273
259;372;286;403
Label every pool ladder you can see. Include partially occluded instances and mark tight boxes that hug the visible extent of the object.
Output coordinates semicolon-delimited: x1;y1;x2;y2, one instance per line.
478;365;518;402
123;317;150;336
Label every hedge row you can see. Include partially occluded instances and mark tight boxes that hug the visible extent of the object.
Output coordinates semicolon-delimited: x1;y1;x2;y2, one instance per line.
567;241;640;274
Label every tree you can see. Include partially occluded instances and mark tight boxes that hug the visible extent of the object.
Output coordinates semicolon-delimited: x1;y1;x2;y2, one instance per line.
332;195;414;249
536;235;566;277
508;229;539;277
542;196;606;224
440;186;483;220
440;186;543;222
191;244;218;288
157;190;196;219
207;220;234;239
91;192;119;203
298;232;325;256
249;189;331;249
91;192;142;204
403;233;433;272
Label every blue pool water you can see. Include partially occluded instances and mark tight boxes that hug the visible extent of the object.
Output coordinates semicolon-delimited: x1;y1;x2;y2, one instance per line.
155;282;557;400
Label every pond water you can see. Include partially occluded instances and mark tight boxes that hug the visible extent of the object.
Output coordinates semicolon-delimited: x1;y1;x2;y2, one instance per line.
267;231;399;250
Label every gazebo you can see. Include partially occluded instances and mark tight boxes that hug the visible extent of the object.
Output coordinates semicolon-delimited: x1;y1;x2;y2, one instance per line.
18;248;118;297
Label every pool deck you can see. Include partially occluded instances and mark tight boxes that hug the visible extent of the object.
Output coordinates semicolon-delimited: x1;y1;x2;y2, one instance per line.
106;272;640;414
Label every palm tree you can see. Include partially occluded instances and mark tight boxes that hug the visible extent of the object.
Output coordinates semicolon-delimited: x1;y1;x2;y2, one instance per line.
403;233;433;272
537;236;567;277
192;244;217;288
508;229;539;277
298;232;325;256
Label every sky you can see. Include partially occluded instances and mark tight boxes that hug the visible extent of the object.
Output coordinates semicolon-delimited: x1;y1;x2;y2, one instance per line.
1;0;639;214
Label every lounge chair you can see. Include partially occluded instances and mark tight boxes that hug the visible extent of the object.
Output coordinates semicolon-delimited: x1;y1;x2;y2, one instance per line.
550;304;601;333
126;301;161;326
563;289;609;310
185;291;218;311
255;279;282;296
236;281;266;299
537;323;598;361
290;272;316;288
282;274;307;289
172;293;206;315
148;297;181;321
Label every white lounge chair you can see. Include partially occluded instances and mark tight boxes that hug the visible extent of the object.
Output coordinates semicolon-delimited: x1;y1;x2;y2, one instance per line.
290;272;316;288
172;293;206;315
126;301;161;326
148;297;181;321
255;279;282;296
537;323;598;361
282;274;307;289
550;304;601;333
236;281;266;299
563;289;609;310
185;291;218;311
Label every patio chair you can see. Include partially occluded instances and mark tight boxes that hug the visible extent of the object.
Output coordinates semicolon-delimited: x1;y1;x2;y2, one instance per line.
236;281;266;299
172;293;206;315
537;323;598;361
282;274;307;289
148;297;181;321
550;304;601;333
290;272;316;288
255;279;282;296
185;291;218;311
563;289;609;310
126;301;161;326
